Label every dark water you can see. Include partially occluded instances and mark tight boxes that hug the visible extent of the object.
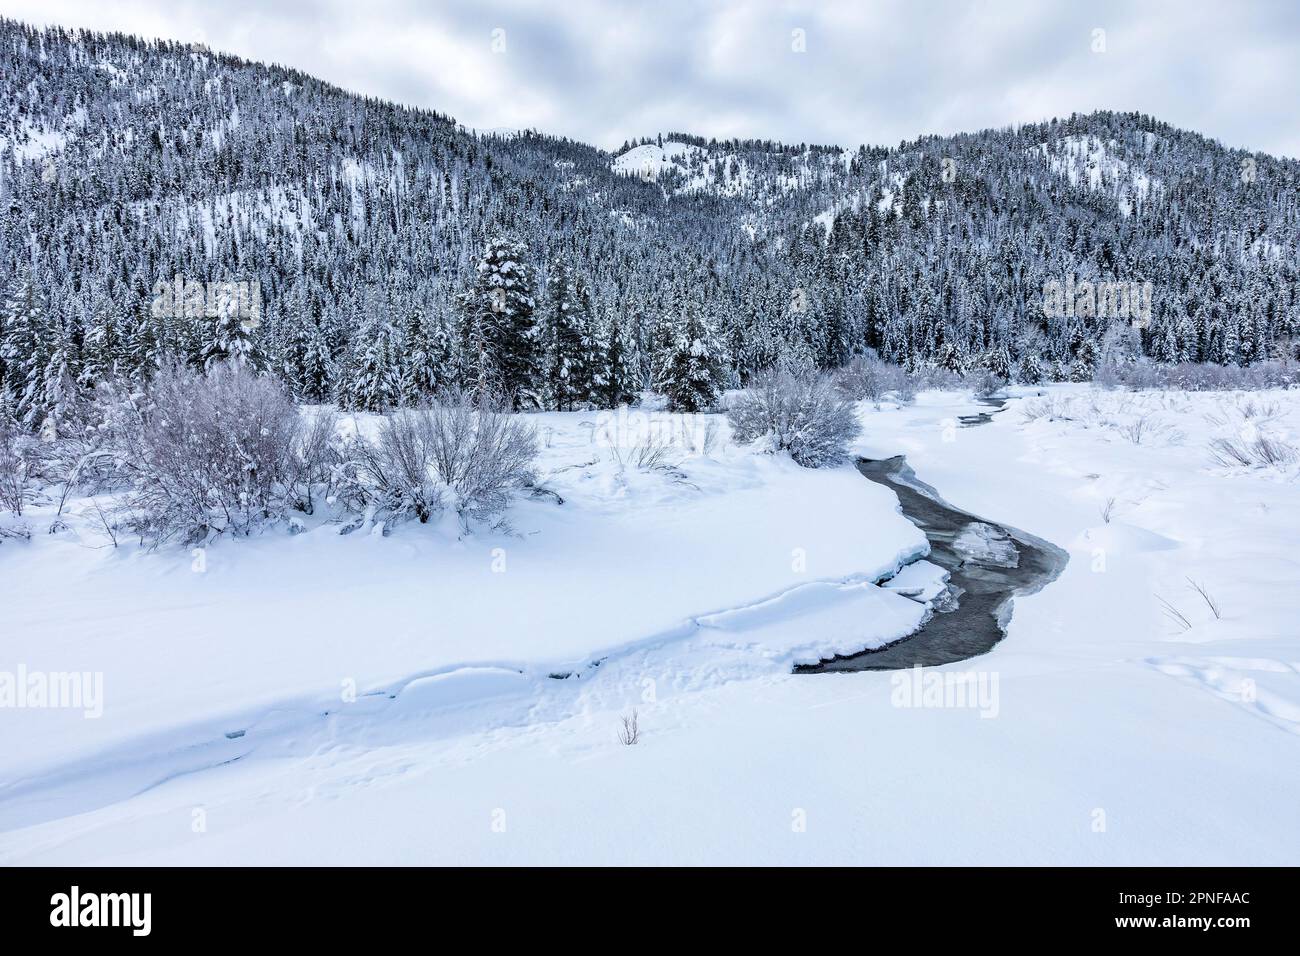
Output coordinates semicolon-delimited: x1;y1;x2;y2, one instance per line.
795;448;1068;673
957;395;1010;428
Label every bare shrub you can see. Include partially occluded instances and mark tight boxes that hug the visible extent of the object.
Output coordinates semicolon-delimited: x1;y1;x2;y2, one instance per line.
1186;578;1222;620
49;422;121;516
91;497;119;548
284;409;342;515
425;389;537;528
1209;433;1298;469
891;369;918;405
1208;437;1252;467
1092;360;1123;391
104;361;306;544
1252;434;1297;466
698;417;721;456
908;364;965;391
1234;397;1280;422
674;414;720;457
967;368;1007;400
609;432;674;472
345;411;445;524
835;353;888;404
617;709;640;746
1108;359;1299;392
834;352;919;406
1019;394;1076;423
1156;594;1192;632
1116;419;1151;445
0;412;36;517
729;365;861;467
1099;497;1116;523
342;389;537;532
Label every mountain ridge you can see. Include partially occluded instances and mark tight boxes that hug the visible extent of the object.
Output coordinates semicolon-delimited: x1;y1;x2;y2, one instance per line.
1;16;1297;424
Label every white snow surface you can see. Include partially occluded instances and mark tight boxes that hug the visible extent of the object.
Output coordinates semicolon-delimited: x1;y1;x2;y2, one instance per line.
1035;135;1162;215
611;141;824;199
3;387;1300;864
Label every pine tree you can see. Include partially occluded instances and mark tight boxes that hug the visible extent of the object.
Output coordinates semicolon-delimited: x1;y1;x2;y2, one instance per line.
199;300;258;371
938;341;969;375
299;320;337;402
537;259;596;410
655;303;724;412
36;321;79;436
596;310;640;407
457;236;538;407
342;314;404;412
121;301;163;384
984;347;1012;381
78;304;124;389
400;306;452;404
572;278;603;404
0;274;53;427
1017;352;1044;385
284;285;338;402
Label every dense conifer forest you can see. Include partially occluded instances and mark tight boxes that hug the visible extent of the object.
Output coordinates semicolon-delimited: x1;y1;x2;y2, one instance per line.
2;18;1298;426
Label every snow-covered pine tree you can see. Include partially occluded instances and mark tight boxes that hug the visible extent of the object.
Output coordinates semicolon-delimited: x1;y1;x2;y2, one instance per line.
120;296;164;384
938;340;969;375
78;303;125;390
1073;338;1098;379
572;276;603;405
281;284;338;403
399;305;453;405
199;294;259;371
36;319;80;437
1017;352;1044;385
596;309;640;407
537;258;597;410
299;320;337;403
654;303;725;413
0;273;53;428
983;346;1012;381
342;314;404;412
457;236;538;408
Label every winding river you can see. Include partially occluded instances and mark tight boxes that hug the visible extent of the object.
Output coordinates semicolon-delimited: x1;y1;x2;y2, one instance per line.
796;403;1068;673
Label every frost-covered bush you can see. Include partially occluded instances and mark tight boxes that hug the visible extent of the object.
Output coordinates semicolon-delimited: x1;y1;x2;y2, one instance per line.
967;368;1006;399
1209;433;1297;468
834;352;918;406
1018;393;1077;423
729;366;861;467
105;361;307;544
0;411;36;517
423;389;538;527
892;371;918;405
30;386;131;512
834;353;888;404
908;364;964;391
342;389;537;531
284;408;342;516
1104;359;1299;392
345;409;444;524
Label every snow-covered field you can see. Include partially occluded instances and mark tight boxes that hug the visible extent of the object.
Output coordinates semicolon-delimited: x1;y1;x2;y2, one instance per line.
2;387;1298;865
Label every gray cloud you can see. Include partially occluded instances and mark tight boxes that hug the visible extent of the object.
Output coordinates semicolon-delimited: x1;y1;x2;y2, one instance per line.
5;0;1298;157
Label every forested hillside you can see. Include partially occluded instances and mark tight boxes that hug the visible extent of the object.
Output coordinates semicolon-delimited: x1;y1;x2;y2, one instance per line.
2;18;1298;426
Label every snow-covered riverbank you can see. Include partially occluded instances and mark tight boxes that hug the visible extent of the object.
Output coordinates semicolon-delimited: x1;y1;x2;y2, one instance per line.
3;387;1299;864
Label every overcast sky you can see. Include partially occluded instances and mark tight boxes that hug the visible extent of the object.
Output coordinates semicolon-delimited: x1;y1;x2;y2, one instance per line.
4;0;1298;158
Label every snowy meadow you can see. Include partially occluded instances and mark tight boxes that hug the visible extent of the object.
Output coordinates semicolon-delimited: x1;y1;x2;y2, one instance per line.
2;10;1300;876
2;377;1298;865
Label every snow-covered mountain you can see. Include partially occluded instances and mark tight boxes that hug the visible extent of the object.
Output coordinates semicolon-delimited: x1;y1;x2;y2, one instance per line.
2;16;1299;425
